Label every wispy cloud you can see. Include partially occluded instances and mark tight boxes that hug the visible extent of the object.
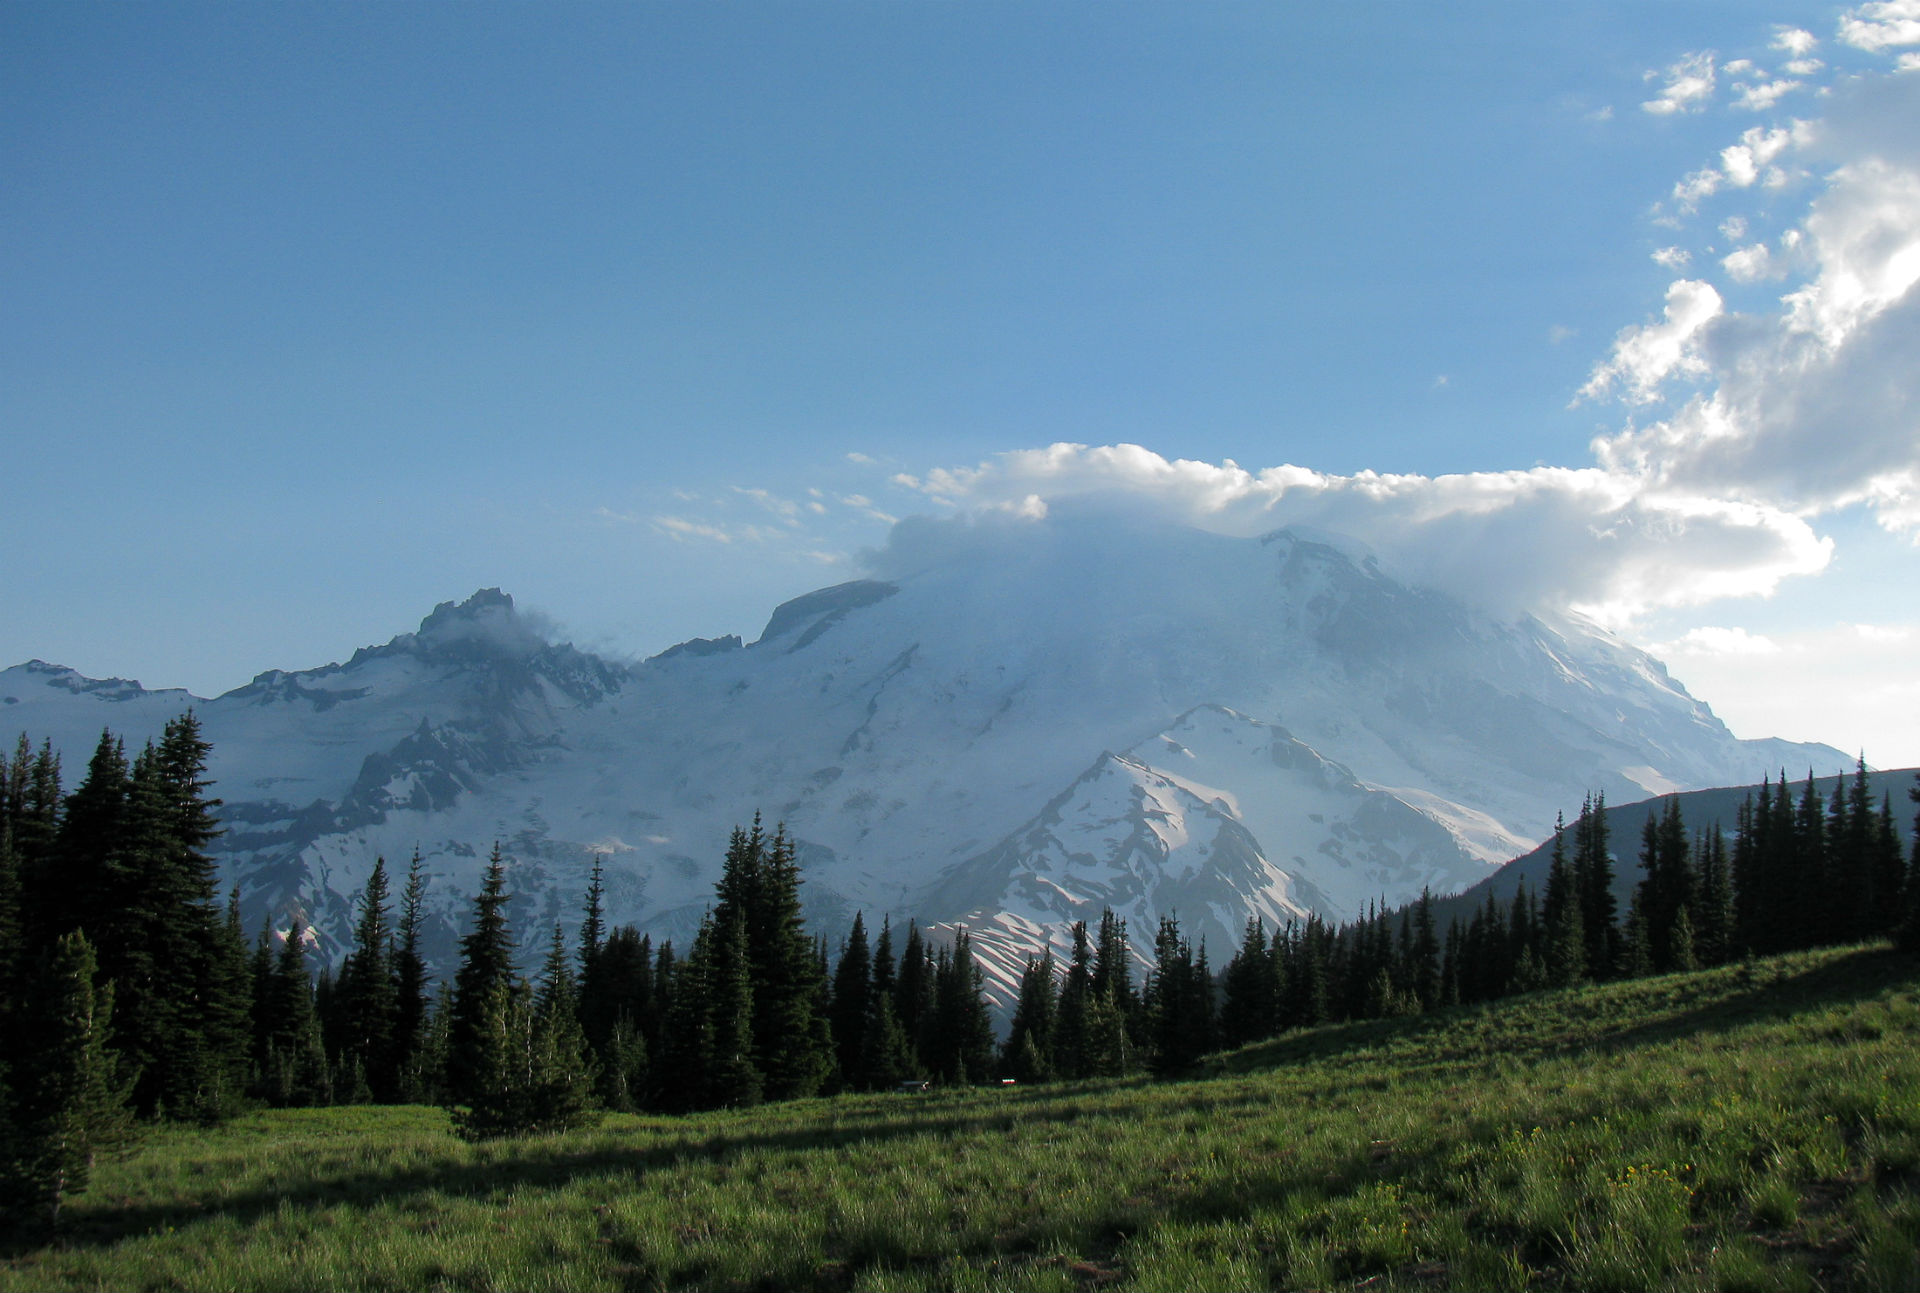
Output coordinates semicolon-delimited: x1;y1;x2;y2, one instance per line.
1643;52;1717;115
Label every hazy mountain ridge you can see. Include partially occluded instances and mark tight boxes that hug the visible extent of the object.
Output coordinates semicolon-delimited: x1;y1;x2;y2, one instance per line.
0;518;1853;997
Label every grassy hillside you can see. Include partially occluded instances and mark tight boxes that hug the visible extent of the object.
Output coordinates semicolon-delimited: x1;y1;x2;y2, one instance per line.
6;944;1918;1291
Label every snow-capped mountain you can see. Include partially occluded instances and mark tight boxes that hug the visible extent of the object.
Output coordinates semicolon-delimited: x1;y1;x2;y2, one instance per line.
0;515;1850;998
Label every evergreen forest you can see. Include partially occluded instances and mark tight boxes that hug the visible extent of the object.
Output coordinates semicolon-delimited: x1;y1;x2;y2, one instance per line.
2;719;1918;1243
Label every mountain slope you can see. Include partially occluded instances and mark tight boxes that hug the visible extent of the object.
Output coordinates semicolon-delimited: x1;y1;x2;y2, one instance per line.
0;514;1853;992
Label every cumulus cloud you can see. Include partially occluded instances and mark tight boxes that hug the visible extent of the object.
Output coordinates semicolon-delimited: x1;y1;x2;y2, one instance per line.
1652;246;1693;269
1721;125;1800;187
1774;27;1820;58
1839;0;1920;52
1592;106;1920;532
1643;52;1718;115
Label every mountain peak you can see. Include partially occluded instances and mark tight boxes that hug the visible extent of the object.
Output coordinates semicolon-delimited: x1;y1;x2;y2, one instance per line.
418;588;516;635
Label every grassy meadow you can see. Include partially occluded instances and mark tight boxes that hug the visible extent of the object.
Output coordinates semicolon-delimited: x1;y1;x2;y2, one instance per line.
5;943;1918;1292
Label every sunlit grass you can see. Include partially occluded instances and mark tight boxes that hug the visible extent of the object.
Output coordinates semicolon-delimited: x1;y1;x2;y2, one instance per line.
4;944;1917;1290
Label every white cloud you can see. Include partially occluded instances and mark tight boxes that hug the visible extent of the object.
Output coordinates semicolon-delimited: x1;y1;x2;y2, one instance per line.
1720;126;1799;187
845;451;875;465
1643;52;1718;115
1578;279;1724;404
1548;324;1578;344
1722;243;1780;282
1733;78;1802;111
1652;246;1693;269
1721;216;1749;241
1784;58;1826;76
1654;626;1783;656
1839;1;1920;53
1773;26;1819;58
1674;167;1723;210
882;444;1830;626
653;516;737;544
1639;619;1920;762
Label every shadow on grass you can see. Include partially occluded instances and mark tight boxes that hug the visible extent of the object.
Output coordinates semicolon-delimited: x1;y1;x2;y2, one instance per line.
6;1078;1176;1260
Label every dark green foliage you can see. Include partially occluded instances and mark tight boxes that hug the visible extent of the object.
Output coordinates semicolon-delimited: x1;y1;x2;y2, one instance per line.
894;920;936;1068
448;845;515;1106
1000;951;1057;1082
0;931;132;1229
1051;920;1094;1078
927;929;996;1085
390;851;433;1103
257;920;329;1107
1573;793;1617;978
332;857;398;1100
1218;918;1277;1047
828;912;871;1090
441;906;599;1141
1144;913;1214;1076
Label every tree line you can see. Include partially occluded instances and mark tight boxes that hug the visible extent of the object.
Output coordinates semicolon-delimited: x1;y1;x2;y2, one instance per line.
1207;762;1920;1050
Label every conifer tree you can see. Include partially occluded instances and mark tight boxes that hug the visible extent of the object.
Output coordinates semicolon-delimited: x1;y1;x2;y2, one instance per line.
1219;918;1276;1047
527;925;598;1131
750;827;832;1099
1869;793;1906;939
1;931;131;1227
1794;772;1829;950
259;920;329;1106
1051;920;1093;1079
448;846;516;1106
895;921;936;1067
1542;814;1585;986
829;913;872;1091
1695;826;1735;967
927;929;996;1084
391;851;432;1102
1001;951;1057;1082
706;909;763;1108
336;857;399;1100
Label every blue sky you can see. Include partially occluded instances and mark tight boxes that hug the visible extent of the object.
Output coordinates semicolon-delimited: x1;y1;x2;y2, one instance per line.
4;2;1917;764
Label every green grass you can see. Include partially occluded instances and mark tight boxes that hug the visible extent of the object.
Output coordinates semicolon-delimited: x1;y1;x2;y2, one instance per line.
6;944;1919;1291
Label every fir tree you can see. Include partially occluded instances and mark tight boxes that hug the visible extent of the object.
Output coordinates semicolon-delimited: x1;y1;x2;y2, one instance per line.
1;931;131;1228
1542;813;1586;986
259;920;328;1107
448;845;517;1107
335;857;398;1100
391;851;432;1102
895;921;936;1069
1573;793;1616;978
1001;951;1057;1082
1219;918;1276;1047
828;913;872;1091
1695;826;1736;967
929;929;996;1084
1051;921;1093;1079
528;925;598;1131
